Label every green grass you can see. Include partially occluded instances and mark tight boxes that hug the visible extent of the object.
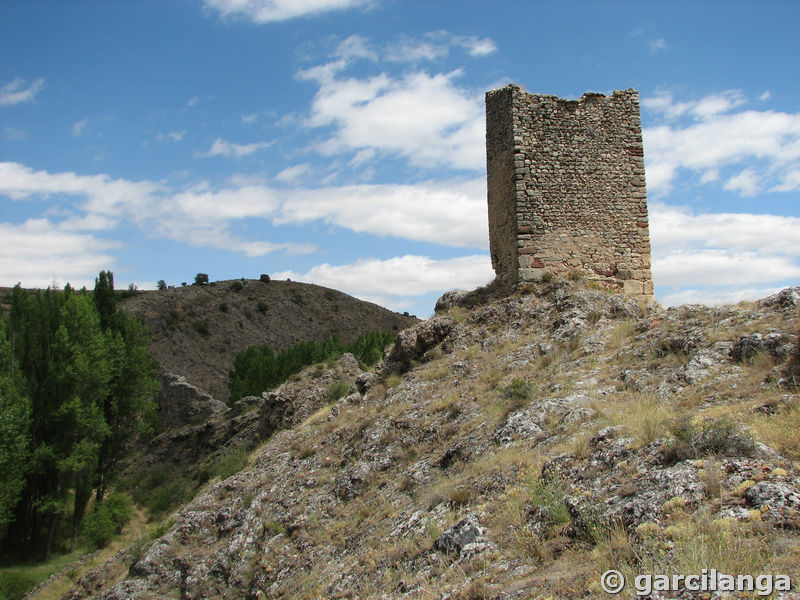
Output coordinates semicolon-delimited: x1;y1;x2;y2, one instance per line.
0;548;85;600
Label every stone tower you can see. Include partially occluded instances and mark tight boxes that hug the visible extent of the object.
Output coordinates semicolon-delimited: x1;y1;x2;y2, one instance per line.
485;84;653;297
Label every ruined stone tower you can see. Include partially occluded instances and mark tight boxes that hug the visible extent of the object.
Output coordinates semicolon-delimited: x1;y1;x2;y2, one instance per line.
485;84;653;297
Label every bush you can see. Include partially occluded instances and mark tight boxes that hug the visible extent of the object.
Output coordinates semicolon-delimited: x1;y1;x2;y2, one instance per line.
664;417;756;464
193;273;209;286
157;279;167;291
259;274;270;283
192;319;210;336
81;493;133;549
218;302;229;313
327;380;350;402
228;280;244;292
82;507;115;549
211;447;250;481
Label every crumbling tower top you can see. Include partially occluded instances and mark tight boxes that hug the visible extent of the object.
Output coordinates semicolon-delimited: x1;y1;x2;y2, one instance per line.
485;84;653;297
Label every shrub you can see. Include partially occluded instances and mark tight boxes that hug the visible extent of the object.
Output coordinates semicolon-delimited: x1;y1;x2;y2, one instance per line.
229;280;244;292
193;273;209;286
218;302;229;313
210;447;250;481
501;378;533;418
81;493;134;549
327;380;350;402
157;279;167;291
259;274;270;283
192;319;209;336
256;301;268;314
663;417;756;464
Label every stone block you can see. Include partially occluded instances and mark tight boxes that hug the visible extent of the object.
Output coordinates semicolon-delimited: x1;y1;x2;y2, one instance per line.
623;280;644;295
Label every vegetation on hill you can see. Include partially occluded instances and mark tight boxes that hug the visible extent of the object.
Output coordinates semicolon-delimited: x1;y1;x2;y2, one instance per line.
119;278;417;402
0;272;158;564
228;330;396;402
42;281;800;600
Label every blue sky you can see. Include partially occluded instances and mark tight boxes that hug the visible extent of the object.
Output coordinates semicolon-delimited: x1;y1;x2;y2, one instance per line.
1;0;799;317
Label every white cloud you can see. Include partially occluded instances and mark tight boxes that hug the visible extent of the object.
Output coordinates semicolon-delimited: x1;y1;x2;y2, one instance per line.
0;219;120;289
723;168;761;196
72;118;89;137
336;34;378;62
0;162;487;257
458;36;497;57
659;286;784;308
654;250;800;287
274;163;311;183
0;161;313;260
650;202;800;257
759;90;772;101
0;77;45;107
199;138;273;158
650;202;800;304
274;254;493;310
276;177;488;248
241;113;259;125
386;37;449;63
301;68;485;170
201;0;372;23
642;91;800;196
771;169;800;192
156;130;186;142
649;38;667;55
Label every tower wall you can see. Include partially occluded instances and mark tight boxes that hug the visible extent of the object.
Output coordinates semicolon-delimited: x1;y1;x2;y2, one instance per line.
485;84;653;297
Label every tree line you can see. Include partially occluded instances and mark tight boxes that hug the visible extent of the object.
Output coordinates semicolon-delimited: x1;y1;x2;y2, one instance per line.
228;330;396;402
0;272;158;561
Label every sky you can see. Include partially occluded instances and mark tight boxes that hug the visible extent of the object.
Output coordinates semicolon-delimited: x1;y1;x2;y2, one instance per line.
1;0;799;317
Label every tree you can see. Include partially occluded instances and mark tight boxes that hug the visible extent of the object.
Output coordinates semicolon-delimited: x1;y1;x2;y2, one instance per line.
0;319;31;543
193;273;209;286
157;280;167;291
4;275;158;559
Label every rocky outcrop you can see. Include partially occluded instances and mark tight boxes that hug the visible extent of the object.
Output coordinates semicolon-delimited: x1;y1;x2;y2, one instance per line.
383;316;455;373
157;371;228;430
57;283;800;600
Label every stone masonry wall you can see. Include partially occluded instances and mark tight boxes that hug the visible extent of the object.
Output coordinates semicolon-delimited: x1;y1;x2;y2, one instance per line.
485;84;653;297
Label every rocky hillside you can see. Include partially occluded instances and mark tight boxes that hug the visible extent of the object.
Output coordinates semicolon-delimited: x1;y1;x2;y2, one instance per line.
119;279;418;403
56;281;800;600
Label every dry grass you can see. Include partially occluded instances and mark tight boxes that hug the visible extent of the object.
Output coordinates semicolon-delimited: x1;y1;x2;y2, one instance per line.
606;319;636;350
590;391;674;449
751;401;800;460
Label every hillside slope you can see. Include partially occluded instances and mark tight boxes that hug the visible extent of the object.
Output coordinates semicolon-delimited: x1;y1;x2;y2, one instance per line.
119;279;417;403
59;282;800;600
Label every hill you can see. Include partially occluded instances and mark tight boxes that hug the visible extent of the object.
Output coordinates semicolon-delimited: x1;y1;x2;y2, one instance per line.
118;279;418;403
38;281;800;599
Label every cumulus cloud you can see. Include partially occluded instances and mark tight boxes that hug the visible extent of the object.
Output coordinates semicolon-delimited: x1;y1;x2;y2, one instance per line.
274;254;494;310
650;202;800;304
0;161;314;263
659;286;785;308
299;67;485;170
0;77;45;107
201;0;372;23
0;219;119;289
276;177;487;247
642;90;800;196
0;161;487;258
199;138;273;158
